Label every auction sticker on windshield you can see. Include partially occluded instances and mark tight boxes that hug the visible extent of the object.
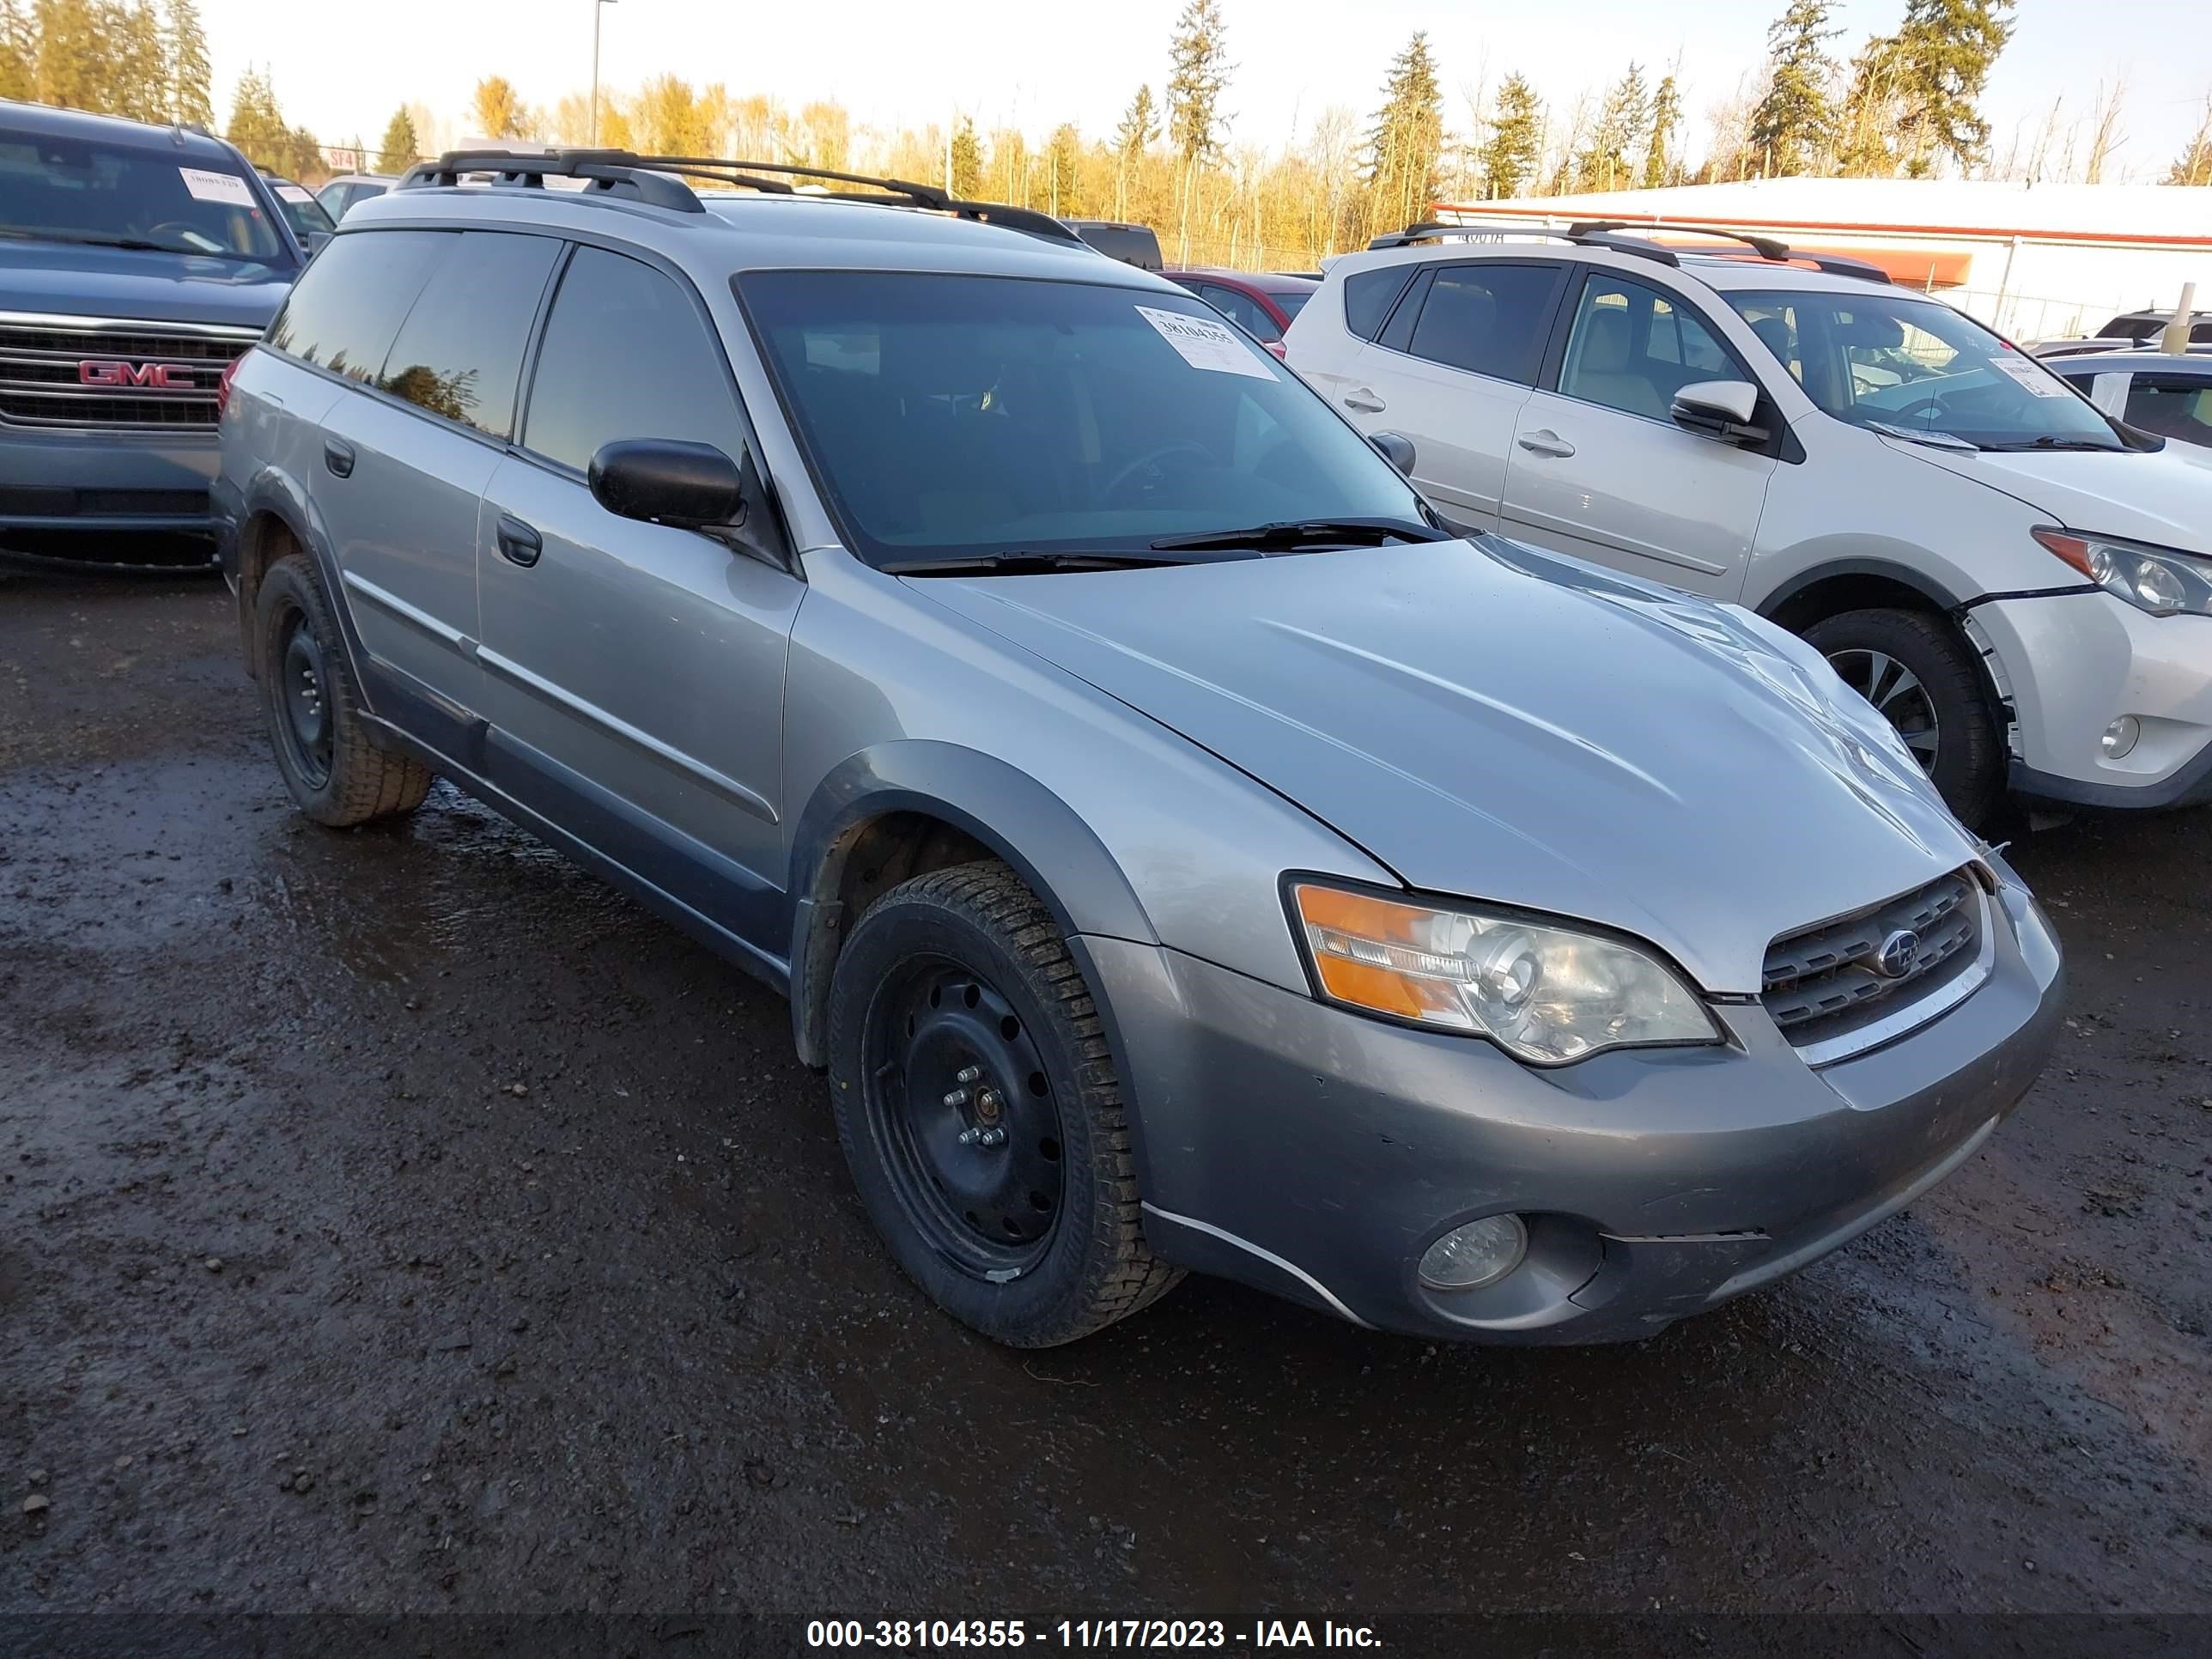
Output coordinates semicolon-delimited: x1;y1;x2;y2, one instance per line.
179;167;256;207
1989;354;2070;397
1135;305;1274;380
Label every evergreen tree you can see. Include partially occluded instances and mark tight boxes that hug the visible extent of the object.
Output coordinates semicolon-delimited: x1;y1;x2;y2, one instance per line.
2169;98;2212;186
1164;0;1231;258
1835;33;1906;175
1890;0;2015;173
0;0;36;103
1642;74;1682;188
376;106;419;173
35;0;117;112
224;64;319;175
164;0;211;127
1364;30;1444;236
1577;63;1649;191
1748;0;1841;176
1478;73;1543;201
114;0;167;125
1115;85;1159;160
1046;122;1083;216
949;116;982;198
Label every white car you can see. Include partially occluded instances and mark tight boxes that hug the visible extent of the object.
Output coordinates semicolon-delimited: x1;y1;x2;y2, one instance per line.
1285;224;2212;828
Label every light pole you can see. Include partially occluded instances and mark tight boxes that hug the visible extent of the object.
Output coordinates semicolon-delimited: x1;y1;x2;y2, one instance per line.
590;0;618;147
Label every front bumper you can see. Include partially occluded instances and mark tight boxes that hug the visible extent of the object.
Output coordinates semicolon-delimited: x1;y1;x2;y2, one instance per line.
1085;877;2063;1343
0;424;221;567
1974;589;2212;809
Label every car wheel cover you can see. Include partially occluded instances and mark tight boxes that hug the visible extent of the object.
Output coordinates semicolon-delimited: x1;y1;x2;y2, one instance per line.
1827;647;1941;775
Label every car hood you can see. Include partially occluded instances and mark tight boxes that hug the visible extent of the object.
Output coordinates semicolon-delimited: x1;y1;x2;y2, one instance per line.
1899;441;2212;556
0;242;292;330
913;538;1980;994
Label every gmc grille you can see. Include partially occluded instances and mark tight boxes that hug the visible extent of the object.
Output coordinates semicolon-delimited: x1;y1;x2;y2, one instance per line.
0;314;258;431
1762;869;1984;1056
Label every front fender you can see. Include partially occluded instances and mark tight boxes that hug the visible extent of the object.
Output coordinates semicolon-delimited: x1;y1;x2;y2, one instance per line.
785;741;1160;1068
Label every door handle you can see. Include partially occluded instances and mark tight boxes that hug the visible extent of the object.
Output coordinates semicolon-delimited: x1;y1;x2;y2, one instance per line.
322;438;356;478
495;514;543;568
1342;389;1386;413
1516;431;1577;459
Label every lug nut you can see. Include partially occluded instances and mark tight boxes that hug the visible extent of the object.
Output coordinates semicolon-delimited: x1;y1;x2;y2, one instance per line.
977;1127;1006;1147
956;1066;981;1085
942;1088;969;1109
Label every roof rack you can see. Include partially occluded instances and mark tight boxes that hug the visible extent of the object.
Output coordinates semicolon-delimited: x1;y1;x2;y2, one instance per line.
1568;220;1894;284
398;149;1085;246
1366;220;1684;269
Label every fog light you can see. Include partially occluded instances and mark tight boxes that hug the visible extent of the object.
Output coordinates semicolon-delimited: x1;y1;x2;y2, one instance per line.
2102;715;2141;759
1418;1214;1528;1291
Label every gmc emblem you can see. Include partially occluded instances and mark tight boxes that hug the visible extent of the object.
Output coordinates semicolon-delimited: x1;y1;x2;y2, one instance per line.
79;360;197;390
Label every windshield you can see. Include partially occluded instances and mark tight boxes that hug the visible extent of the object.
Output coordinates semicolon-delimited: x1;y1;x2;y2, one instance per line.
0;126;287;262
739;271;1427;566
1727;289;2124;451
264;177;333;240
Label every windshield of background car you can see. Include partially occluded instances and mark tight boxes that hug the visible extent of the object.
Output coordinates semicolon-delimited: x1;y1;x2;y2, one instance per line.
738;270;1426;566
1728;289;2124;450
1272;289;1312;320
0;128;285;262
265;178;334;240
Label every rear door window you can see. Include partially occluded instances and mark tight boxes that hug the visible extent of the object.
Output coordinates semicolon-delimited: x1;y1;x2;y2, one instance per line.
265;229;449;382
521;246;744;474
1200;283;1280;343
1403;263;1564;386
2124;376;2212;447
376;230;562;439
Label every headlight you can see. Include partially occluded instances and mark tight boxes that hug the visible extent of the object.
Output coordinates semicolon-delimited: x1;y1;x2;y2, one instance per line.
1287;881;1721;1064
2033;527;2212;618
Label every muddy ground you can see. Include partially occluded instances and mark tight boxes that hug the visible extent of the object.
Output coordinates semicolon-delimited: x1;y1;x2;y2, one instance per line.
2;574;2208;1638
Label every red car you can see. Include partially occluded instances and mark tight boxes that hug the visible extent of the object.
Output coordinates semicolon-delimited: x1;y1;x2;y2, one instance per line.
1162;268;1320;359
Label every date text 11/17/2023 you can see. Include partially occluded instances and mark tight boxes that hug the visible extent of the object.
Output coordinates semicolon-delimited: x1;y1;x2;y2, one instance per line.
805;1619;1383;1648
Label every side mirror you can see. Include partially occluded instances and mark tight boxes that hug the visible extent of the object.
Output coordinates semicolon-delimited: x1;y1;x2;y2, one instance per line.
588;439;743;531
1368;429;1417;477
1670;380;1769;447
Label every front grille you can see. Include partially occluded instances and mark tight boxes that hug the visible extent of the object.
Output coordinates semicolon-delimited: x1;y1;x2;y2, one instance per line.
0;315;257;431
1762;870;1982;1052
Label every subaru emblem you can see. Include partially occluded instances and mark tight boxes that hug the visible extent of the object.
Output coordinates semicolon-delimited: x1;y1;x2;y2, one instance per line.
1875;929;1921;979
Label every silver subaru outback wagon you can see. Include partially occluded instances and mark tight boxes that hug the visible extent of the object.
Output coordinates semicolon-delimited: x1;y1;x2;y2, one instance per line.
212;150;2063;1347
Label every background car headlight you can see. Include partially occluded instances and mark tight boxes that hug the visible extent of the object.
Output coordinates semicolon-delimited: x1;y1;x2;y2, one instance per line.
1288;882;1720;1064
2033;527;2212;618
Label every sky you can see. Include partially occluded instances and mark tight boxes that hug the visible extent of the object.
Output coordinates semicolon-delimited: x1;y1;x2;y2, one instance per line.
198;0;2209;183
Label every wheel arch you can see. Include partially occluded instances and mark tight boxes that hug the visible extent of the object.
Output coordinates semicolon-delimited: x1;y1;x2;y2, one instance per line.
1753;556;1967;635
785;743;1161;1070
234;468;362;687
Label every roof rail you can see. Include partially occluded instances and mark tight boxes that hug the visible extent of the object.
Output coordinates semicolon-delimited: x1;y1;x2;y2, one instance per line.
1366;219;1681;268
399;149;1085;245
1568;220;1895;284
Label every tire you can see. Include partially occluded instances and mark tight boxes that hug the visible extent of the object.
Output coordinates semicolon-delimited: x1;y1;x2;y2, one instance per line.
253;554;434;828
1803;606;2002;830
825;859;1182;1346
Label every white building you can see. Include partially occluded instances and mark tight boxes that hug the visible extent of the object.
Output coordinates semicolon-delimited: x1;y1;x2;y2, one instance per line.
1431;177;2212;343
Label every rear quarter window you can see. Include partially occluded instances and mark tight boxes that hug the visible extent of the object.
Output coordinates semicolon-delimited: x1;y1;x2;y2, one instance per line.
1342;267;1413;342
266;229;449;382
375;230;562;439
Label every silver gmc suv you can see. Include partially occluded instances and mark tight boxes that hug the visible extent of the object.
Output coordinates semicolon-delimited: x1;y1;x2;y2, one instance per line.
213;150;2063;1348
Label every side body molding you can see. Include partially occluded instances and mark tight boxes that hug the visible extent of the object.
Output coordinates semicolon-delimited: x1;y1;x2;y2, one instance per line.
785;742;1162;1068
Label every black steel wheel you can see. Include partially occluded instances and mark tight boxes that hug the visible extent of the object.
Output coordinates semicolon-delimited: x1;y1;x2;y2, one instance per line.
275;604;335;790
253;553;434;827
825;859;1182;1346
862;959;1067;1274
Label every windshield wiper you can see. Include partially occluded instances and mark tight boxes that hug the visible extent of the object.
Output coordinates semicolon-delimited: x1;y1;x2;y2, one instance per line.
1149;515;1453;552
1863;419;1980;453
882;549;1250;576
1976;435;2122;453
0;227;244;258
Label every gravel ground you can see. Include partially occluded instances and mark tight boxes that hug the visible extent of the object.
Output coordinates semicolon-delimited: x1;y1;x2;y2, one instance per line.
2;574;2208;1639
